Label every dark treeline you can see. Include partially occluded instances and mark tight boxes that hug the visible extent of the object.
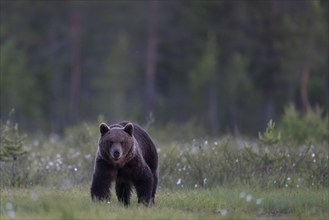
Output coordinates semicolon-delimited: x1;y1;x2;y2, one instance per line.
1;0;328;135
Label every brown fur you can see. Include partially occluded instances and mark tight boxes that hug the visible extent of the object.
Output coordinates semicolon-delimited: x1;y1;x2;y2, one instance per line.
90;122;158;206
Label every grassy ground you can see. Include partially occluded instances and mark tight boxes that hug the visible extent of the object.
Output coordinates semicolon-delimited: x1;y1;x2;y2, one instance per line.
1;186;328;219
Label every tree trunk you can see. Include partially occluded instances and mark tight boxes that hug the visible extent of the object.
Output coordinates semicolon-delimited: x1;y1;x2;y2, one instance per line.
69;8;82;124
208;83;219;135
229;101;238;135
264;88;275;127
145;0;158;117
48;13;63;133
300;66;311;113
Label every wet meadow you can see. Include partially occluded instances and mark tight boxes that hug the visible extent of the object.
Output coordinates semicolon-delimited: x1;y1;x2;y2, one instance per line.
1;112;328;219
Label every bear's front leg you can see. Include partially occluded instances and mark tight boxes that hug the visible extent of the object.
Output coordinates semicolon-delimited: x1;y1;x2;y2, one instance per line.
115;180;132;206
133;167;154;206
90;158;116;201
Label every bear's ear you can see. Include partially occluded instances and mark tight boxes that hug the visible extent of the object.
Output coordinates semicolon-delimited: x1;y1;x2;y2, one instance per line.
123;123;134;136
100;123;110;136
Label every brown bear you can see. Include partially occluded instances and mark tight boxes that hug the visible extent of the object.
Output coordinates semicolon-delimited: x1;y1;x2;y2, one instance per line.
90;122;158;206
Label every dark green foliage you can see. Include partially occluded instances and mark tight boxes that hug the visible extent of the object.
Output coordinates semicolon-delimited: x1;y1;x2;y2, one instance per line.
0;123;26;161
258;120;281;145
279;105;329;144
0;1;328;134
0;113;28;186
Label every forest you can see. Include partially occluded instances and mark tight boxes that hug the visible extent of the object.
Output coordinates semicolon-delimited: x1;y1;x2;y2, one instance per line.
1;0;328;136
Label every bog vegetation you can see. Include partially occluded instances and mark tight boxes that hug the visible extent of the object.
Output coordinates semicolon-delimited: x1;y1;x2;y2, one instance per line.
0;107;328;219
1;107;328;190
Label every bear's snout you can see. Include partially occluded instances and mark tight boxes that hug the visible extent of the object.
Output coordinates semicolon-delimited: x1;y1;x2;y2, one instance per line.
110;146;122;160
113;150;120;158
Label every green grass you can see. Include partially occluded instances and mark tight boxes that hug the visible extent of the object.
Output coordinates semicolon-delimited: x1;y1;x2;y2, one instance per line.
1;186;328;219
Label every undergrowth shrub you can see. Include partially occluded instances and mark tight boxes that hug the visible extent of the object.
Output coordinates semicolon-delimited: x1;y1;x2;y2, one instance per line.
0;116;328;190
159;138;328;189
24;122;99;187
0;115;29;187
279;105;328;144
159;119;328;189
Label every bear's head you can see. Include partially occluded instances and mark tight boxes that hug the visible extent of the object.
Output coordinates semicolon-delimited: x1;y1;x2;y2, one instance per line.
98;122;135;166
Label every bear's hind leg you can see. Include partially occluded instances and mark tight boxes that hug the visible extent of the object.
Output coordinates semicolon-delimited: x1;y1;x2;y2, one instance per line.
115;181;132;206
151;173;158;204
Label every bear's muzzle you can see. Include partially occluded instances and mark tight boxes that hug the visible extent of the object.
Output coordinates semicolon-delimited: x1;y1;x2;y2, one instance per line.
110;145;122;161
